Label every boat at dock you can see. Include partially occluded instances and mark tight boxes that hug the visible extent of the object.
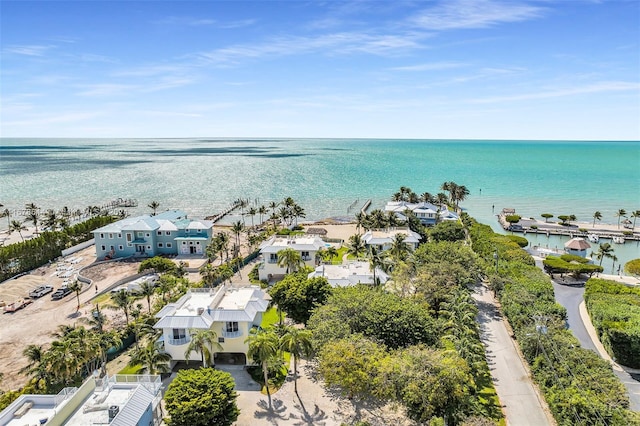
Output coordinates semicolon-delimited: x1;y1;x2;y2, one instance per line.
588;234;599;243
612;236;625;244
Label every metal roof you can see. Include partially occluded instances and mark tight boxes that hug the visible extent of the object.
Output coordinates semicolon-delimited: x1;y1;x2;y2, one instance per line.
110;385;154;426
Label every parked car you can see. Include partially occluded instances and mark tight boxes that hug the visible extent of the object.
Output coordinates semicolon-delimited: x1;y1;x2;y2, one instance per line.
29;285;54;299
51;287;72;300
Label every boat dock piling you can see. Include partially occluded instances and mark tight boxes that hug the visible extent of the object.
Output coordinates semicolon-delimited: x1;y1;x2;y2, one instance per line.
205;200;241;223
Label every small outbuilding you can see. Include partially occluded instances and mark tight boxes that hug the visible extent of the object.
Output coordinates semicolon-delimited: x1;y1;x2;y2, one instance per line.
564;237;591;258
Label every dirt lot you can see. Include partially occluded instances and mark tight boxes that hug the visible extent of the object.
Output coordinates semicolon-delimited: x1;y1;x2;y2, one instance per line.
0;246;140;390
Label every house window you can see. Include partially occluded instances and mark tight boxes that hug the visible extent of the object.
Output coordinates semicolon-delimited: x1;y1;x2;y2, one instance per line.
146;233;150;238
101;245;106;250
126;233;132;242
137;232;144;238
118;233;122;238
165;231;171;236
196;241;200;245
110;245;115;251
127;243;132;247
218;337;225;343
197;229;202;234
147;245;151;250
182;241;187;245
118;245;123;250
269;253;277;263
167;243;172;248
109;233;113;239
158;242;163;248
301;251;310;260
100;233;105;239
157;231;162;236
172;329;186;339
226;322;239;333
186;229;190;233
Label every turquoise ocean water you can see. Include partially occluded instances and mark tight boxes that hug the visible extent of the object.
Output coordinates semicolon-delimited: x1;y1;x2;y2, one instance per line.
1;138;638;272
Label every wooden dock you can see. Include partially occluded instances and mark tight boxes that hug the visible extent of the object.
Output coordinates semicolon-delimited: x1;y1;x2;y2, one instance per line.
497;210;640;243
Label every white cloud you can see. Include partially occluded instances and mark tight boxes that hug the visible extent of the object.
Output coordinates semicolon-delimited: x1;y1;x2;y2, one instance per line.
468;81;640;103
410;0;544;30
391;62;468;71
3;44;56;56
196;31;427;65
76;84;138;97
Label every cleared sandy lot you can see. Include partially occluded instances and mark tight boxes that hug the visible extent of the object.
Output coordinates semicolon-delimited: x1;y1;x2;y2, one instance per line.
0;247;140;390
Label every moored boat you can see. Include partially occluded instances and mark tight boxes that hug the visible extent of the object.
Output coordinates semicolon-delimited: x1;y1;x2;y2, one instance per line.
612;236;625;244
588;234;599;243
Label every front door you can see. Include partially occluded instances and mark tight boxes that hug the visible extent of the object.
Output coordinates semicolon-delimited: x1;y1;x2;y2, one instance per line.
136;245;145;253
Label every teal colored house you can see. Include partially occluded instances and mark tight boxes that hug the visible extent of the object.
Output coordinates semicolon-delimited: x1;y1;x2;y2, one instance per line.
92;210;214;260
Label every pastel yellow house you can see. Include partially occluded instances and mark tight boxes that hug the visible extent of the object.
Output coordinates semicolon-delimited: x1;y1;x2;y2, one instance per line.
154;284;270;366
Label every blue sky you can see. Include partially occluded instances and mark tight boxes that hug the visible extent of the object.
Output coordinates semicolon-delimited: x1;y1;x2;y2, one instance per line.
1;0;639;139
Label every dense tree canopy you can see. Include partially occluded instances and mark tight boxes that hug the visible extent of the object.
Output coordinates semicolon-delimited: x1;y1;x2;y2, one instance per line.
308;285;440;351
164;368;239;426
269;271;332;324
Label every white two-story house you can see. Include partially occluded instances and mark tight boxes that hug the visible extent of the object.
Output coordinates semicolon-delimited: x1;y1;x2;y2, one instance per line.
385;201;459;225
154;284;270;366
362;227;422;252
257;235;326;281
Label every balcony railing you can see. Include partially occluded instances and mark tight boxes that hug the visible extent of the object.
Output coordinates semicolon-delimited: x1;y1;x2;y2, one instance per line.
167;336;190;346
222;330;243;338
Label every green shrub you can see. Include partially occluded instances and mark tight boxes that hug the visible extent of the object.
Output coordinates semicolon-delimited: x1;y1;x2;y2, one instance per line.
506;235;528;248
584;278;640;368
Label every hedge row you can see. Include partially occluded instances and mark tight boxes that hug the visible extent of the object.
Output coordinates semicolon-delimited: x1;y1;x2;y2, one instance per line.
584;278;640;368
469;221;639;425
0;216;115;282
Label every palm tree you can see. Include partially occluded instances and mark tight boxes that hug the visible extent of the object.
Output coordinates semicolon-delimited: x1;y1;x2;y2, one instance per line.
421;192;434;204
232;220;245;250
148;200;160;216
277;247;304;274
631;210;640;230
184;329;223;367
129;341;172;374
347;234;366;259
9;220;27;241
279;327;313;394
20;344;44;375
594;243;614;266
25;210;39;234
79;305;107;333
592;211;602;228
246;329;280;410
138;280;156;313
43;209;59;231
258;205;268;225
389;233;409;262
367;246;387;286
248;207;257;228
68;280;84;310
452;185;470;210
611;255;618;275
199;263;220;287
109;289;134;325
238;198;249;224
292;204;306;226
616;209;627;229
323;246;338;264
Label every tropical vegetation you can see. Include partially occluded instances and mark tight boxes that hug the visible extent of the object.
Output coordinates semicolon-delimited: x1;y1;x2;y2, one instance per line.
584;278;640;368
164;368;239;426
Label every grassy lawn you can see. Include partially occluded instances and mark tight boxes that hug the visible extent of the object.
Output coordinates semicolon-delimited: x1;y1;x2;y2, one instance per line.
261;307;283;328
118;363;143;375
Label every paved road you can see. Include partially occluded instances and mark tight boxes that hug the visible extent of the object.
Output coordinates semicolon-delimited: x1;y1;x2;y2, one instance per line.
473;283;553;425
551;279;640;411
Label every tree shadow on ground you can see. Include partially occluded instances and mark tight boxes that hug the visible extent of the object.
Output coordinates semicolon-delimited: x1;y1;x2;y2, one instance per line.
254;398;289;424
289;391;329;425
